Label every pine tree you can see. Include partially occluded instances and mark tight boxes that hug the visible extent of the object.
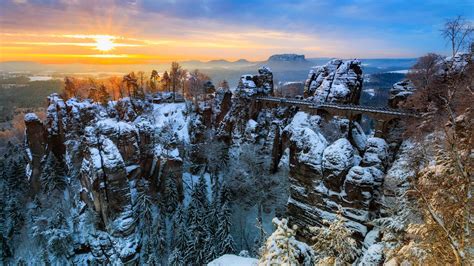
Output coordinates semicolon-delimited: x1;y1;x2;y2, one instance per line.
168;249;185;266
133;189;153;228
170;204;185;252
40;153;67;194
185;175;210;264
156;213;166;257
161;71;170;92
218;184;232;207
40;247;50;265
258;218;300;265
171;222;190;264
216;203;236;255
8;159;26;186
169;206;190;264
163;177;179;214
46;208;73;262
0;159;8;232
204;199;220;262
186;175;209;227
309;212;360;264
3;157;27;240
150;70;160;93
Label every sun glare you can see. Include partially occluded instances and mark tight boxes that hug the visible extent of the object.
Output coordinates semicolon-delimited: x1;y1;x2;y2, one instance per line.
94;36;115;52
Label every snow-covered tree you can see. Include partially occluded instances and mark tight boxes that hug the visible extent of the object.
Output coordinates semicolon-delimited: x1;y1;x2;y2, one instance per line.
169;205;190;264
133;184;153;228
142;211;166;264
309;212;360;264
185;175;211;264
204;199;220;262
162;177;179;214
216;202;236;256
40;153;67;194
1;147;28;256
258;218;300;265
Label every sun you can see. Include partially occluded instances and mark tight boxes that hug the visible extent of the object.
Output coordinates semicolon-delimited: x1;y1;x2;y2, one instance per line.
94;36;115;52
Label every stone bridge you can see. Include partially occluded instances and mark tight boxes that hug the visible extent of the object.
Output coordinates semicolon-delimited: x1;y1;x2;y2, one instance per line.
252;96;418;137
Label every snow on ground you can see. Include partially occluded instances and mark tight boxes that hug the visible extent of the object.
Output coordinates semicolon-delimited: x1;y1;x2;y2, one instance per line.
152;103;190;142
29;76;54;81
208;254;258;266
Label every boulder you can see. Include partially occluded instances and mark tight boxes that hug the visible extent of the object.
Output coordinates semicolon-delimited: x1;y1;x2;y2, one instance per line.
321;138;355;191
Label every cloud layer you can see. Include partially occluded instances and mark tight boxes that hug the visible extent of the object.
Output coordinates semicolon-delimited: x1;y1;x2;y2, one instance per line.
1;0;472;63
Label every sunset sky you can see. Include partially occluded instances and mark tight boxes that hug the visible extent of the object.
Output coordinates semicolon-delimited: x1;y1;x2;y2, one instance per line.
1;0;473;64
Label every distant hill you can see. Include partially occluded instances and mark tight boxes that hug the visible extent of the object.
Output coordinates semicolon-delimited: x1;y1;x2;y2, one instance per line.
0;56;417;87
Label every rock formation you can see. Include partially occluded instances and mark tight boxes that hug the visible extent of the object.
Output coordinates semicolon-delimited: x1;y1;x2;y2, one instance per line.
268;54;307;62
24;113;47;193
23;95;188;233
238;66;274;94
389;79;415;108
304;59;363;104
285;59;391;246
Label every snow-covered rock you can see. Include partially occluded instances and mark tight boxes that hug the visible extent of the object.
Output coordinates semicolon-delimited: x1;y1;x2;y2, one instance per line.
350;121;367;152
389;79;415;108
358;243;384;265
237;66;274;94
322;138;355;191
285;112;327;172
361;138;388;170
304;59;363;104
153;102;190;142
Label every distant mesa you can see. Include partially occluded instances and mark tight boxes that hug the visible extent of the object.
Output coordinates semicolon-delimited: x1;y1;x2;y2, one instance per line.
267;54;308;62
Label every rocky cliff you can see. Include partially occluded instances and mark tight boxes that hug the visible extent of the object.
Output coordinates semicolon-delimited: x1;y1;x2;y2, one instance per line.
22;95;197;261
18;59;410;264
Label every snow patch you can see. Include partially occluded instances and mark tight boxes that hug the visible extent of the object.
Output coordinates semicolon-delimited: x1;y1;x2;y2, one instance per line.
208;254;258;266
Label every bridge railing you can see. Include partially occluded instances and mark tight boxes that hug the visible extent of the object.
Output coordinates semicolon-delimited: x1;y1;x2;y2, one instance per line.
254;96;419;117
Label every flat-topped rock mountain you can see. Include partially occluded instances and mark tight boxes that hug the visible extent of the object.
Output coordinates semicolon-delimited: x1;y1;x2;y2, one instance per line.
267;54;308;62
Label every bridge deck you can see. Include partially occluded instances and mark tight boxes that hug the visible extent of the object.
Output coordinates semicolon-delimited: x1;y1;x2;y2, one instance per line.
255;96;418;117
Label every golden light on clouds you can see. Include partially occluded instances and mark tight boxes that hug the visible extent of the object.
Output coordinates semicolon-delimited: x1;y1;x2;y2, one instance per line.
0;29;357;64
